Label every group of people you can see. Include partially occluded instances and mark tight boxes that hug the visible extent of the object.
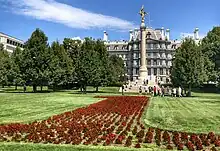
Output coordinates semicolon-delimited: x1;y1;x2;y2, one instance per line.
139;85;182;97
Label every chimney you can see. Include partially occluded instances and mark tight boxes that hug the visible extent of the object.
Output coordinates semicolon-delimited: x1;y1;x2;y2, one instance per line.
161;27;165;40
194;28;199;40
129;30;133;41
165;29;170;41
103;31;108;41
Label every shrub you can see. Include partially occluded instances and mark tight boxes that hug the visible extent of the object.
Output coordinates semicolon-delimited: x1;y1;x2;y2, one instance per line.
166;144;173;150
177;143;184;150
134;143;141;148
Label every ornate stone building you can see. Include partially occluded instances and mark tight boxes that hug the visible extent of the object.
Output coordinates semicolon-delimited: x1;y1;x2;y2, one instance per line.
104;27;200;84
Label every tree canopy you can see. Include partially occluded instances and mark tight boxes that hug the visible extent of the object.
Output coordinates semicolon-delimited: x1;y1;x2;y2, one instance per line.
0;29;125;92
171;38;207;96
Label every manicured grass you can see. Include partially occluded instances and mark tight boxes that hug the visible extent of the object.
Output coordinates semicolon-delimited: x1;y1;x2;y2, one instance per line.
0;142;168;151
0;86;120;124
143;92;220;134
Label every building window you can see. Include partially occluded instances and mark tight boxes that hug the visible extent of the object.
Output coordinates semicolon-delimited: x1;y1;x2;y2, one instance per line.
133;53;137;59
154;68;157;75
147;60;151;65
7;39;10;44
122;45;127;50
160;68;163;75
125;54;128;59
136;68;139;75
114;46;118;50
153;60;157;65
134;60;137;66
166;69;170;75
148;68;151;75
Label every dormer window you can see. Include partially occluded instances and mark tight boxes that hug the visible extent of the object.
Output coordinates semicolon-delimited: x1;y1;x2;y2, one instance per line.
114;45;118;50
146;32;151;39
122;45;127;50
107;46;110;50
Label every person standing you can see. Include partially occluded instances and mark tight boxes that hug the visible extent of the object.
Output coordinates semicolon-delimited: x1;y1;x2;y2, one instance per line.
23;84;26;93
153;86;157;96
161;86;165;97
178;86;182;97
173;88;176;97
139;86;142;94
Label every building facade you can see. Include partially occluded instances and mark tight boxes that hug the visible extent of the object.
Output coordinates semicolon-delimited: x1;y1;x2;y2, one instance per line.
104;28;200;84
0;32;24;53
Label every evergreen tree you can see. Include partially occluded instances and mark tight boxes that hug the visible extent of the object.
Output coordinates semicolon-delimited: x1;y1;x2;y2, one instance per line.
171;38;207;96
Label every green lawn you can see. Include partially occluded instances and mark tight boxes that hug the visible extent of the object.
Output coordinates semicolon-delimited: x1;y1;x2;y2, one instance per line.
143;92;220;134
0;86;120;124
1;87;219;151
0;142;168;151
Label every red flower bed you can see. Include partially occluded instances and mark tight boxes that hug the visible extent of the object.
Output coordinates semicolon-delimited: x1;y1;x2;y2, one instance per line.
1;95;220;151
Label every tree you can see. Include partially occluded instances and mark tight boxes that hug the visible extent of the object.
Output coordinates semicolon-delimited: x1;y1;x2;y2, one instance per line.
0;44;11;87
49;41;74;90
108;55;125;85
11;47;23;90
171;38;207;96
201;27;220;83
75;38;101;93
20;28;50;92
92;40;109;92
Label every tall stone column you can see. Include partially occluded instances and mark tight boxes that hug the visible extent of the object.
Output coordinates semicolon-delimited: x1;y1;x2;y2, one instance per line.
139;23;148;82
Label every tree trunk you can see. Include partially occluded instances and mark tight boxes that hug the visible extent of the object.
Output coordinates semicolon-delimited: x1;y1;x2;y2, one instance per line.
80;86;83;92
53;85;56;92
33;85;37;93
188;85;192;97
84;86;87;94
96;86;99;92
41;85;43;92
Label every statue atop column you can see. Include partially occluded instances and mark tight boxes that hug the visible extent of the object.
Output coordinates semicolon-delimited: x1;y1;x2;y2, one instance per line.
139;5;147;23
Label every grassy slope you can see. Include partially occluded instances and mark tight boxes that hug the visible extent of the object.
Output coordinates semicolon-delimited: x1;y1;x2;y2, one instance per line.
143;92;220;134
0;86;120;124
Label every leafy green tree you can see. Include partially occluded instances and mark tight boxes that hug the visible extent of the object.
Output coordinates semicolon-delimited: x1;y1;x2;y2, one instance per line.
171;38;207;96
20;28;50;92
92;40;109;92
0;44;11;87
11;47;23;90
49;41;74;90
63;38;82;82
108;55;125;85
75;38;101;93
201;27;220;83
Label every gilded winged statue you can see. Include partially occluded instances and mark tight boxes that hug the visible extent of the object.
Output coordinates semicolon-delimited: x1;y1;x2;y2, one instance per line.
139;5;147;23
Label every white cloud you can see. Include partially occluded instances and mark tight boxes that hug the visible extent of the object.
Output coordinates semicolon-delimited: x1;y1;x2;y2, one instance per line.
71;36;81;40
3;0;136;31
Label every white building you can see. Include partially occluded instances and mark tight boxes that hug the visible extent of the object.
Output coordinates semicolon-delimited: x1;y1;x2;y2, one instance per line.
104;27;200;84
0;32;24;53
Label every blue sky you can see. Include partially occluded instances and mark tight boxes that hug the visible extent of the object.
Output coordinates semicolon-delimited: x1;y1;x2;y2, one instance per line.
0;0;219;43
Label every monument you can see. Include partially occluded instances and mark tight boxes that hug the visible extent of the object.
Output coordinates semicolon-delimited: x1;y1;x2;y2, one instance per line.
138;5;148;83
